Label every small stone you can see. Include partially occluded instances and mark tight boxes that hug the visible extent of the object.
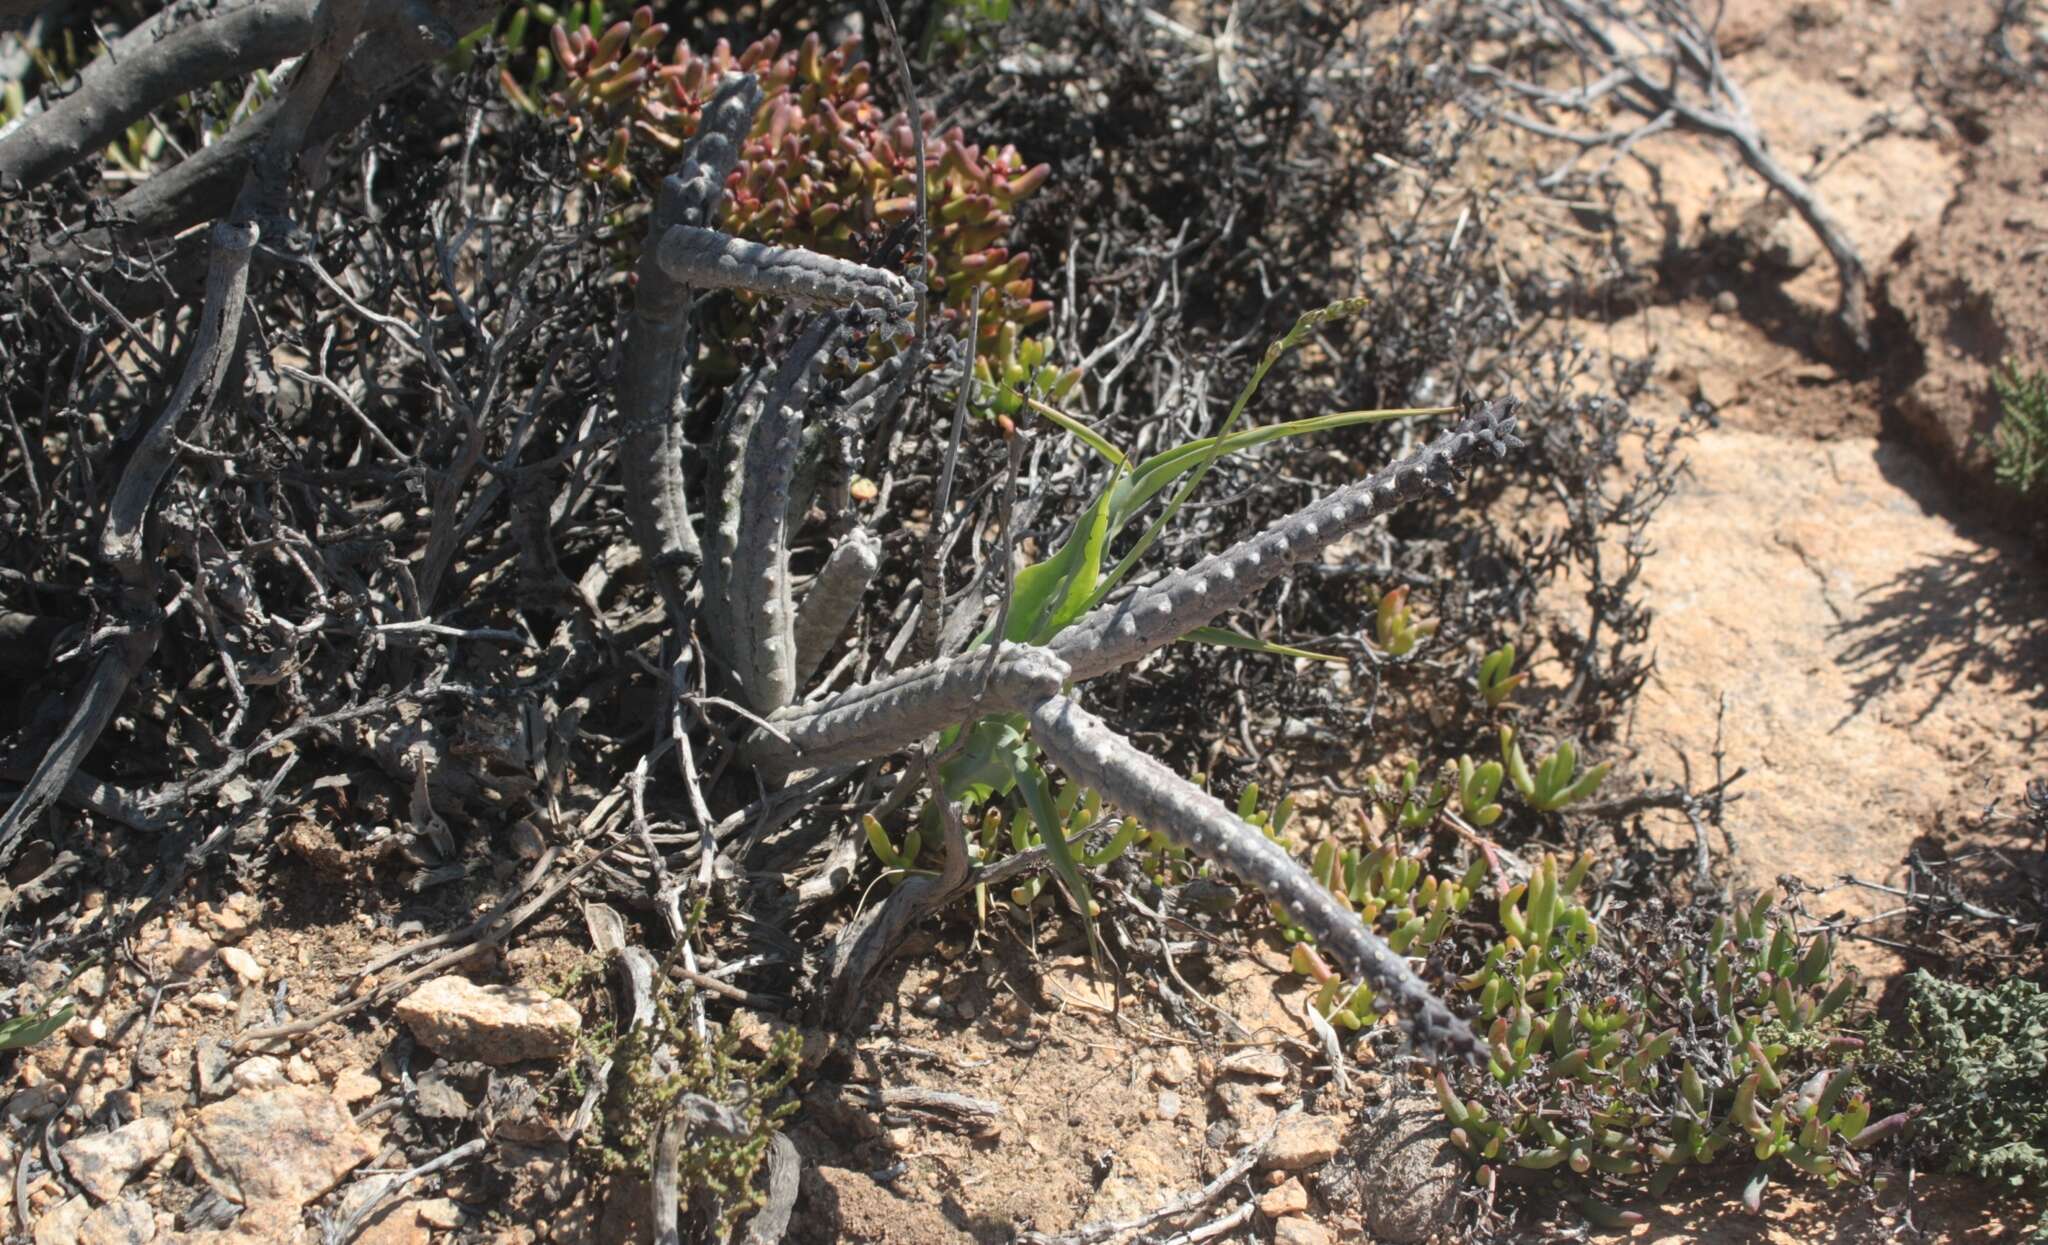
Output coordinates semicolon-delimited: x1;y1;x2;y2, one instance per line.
1706;312;1729;331
76;1199;156;1245
1221;1049;1289;1082
506;820;546;861
216;947;264;987
74;968;108;1001
1154;1046;1196;1087
1355;1091;1462;1244
1272;1216;1331;1245
1258;1177;1311;1219
285;1056;319;1086
1214;1083;1275;1137
187;1086;378;1208
195;1041;233;1098
351;1201;430;1245
160;926;215;977
1156;1091;1181;1121
34;1195;92;1245
6;1084;62;1123
200;897;256;943
1712;289;1738;314
59;1118;173;1202
1697;369;1740;410
232;1057;285;1091
415;1198;465;1229
332;1070;382;1107
394;976;580;1066
1261;1114;1343;1171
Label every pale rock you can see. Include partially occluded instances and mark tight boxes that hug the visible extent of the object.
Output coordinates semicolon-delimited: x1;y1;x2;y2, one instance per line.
1261;1114;1342;1172
201;897;257;943
415;1198;465;1229
74;967;108;1001
217;947;264;987
394;976;579;1065
331;1070;382;1107
1272;1216;1332;1245
350;1202;429;1245
76;1199;156;1245
1154;1046;1196;1087
1219;1049;1289;1082
59;1117;173;1202
1258;1177;1311;1219
160;925;215;977
187;1087;377;1207
285;1056;319;1086
232;1057;285;1091
35;1195;93;1245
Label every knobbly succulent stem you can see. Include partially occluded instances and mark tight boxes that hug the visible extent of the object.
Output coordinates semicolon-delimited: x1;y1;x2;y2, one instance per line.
657;224;917;322
1028;693;1483;1062
619;72;758;621
701;315;846;714
793;528;880;686
752;645;1070;774
1051;403;1523;681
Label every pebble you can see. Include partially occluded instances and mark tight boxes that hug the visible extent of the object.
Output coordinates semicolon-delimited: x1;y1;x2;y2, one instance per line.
1261;1114;1343;1171
332;1070;383;1107
394;976;580;1066
232;1056;286;1091
1258;1177;1311;1219
1154;1046;1196;1087
33;1195;92;1245
216;947;264;987
1273;1216;1332;1245
58;1117;173;1201
75;1198;156;1245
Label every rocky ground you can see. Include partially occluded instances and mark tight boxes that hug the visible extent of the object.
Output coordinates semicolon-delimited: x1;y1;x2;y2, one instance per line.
4;2;2045;1243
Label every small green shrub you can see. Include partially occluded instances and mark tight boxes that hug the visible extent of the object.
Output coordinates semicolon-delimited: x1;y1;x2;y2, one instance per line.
1990;361;2048;499
1890;972;2048;1212
1265;815;1869;1220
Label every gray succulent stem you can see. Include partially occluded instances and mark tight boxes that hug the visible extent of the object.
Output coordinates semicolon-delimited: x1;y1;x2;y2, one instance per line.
793;528;881;687
1051;403;1523;681
618;73;759;621
752;645;1070;774
1028;691;1482;1061
657;224;917;323
700;315;846;715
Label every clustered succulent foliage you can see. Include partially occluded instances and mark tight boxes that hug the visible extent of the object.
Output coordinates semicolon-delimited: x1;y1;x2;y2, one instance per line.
500;2;1062;381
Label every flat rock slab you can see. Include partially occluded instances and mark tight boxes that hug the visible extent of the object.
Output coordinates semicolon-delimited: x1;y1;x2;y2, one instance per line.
394;975;580;1065
187;1087;377;1208
60;1116;172;1202
1600;429;2047;966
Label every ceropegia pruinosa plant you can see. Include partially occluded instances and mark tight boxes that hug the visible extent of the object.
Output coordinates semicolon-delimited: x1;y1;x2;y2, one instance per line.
630;72;1519;1064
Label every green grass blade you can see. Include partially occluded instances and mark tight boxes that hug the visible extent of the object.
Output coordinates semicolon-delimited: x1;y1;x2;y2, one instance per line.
1026;397;1128;469
1184;625;1342;663
1012;754;1106;962
1090;297;1404;605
